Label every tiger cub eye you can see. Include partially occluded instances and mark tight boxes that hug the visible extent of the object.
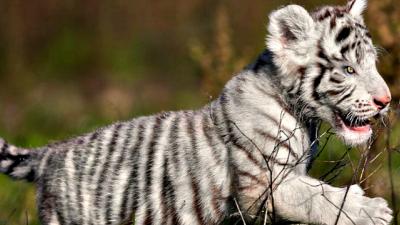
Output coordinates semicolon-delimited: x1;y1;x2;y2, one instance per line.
345;66;355;74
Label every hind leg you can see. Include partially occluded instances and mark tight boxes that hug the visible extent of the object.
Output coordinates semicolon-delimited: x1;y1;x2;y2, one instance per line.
39;210;61;225
37;196;61;225
37;179;61;225
37;197;61;225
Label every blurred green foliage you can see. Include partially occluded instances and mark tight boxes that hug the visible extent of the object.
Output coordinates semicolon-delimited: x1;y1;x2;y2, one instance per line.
0;0;399;224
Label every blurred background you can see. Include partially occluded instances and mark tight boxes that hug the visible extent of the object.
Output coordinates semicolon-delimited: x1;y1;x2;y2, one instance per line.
0;0;399;224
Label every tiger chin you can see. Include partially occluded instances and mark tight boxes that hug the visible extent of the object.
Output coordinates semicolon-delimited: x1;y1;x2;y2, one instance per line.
0;0;394;225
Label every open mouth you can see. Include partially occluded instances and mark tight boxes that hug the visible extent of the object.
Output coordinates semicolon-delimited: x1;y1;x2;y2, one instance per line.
334;111;372;133
332;110;376;145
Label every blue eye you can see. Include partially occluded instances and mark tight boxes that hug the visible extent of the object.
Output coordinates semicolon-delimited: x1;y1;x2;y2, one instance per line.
345;66;355;75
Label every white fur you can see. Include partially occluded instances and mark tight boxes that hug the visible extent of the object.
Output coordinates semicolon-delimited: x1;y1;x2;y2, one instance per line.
0;160;13;168
348;0;367;17
267;5;318;76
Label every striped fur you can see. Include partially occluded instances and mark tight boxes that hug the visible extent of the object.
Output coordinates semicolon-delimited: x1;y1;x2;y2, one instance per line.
0;0;393;225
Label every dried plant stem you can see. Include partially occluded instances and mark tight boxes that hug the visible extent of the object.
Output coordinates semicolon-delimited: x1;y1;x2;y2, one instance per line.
233;198;247;225
386;120;399;225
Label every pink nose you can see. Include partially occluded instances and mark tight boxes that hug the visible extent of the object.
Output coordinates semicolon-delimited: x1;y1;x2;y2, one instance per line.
372;95;391;110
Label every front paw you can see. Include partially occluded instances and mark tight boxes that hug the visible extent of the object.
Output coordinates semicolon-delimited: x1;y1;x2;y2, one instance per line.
355;197;393;225
339;194;392;225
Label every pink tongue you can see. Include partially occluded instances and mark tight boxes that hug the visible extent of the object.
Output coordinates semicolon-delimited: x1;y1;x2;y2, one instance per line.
350;125;370;132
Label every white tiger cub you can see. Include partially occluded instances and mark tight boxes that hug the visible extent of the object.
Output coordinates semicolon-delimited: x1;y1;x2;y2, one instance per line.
0;0;393;225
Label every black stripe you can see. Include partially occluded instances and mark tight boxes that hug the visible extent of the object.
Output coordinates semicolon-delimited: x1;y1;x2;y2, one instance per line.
317;9;332;21
106;123;135;224
248;50;277;73
356;49;362;64
37;172;61;224
169;116;181;168
255;109;296;141
215;96;258;174
340;44;350;56
199;109;226;219
209;183;224;220
295;68;307;96
317;45;331;63
94;123;123;222
253;83;276;99
254;105;292;137
196;114;225;220
144;114;169;225
202;113;224;165
0;142;9;155
4;158;24;175
220;100;268;169
231;138;265;168
312;64;327;101
355;23;367;30
120;122;145;221
167;115;182;225
297;66;307;77
218;93;233;144
336;27;351;43
87;130;105;183
287;81;297;94
186;115;206;225
348;0;356;11
253;84;293;116
143;216;152;225
336;86;356;105
330;16;337;29
327;89;345;96
76;134;96;225
336;12;345;18
76;132;99;224
219;98;246;150
236;169;266;185
255;128;299;160
161;155;175;225
25;169;35;181
251;52;269;72
0;153;29;163
55;210;66;225
160;155;169;225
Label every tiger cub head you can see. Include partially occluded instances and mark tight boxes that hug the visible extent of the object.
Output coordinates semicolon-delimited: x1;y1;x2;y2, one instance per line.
266;0;391;146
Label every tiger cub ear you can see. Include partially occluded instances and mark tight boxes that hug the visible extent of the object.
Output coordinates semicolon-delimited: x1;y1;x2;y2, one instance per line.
266;5;315;54
266;5;316;70
347;0;367;17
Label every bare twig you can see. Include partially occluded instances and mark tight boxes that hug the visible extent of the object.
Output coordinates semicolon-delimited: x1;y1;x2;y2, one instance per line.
386;117;399;225
233;198;247;225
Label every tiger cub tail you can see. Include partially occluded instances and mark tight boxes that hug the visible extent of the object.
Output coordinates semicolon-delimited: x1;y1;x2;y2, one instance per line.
0;138;37;181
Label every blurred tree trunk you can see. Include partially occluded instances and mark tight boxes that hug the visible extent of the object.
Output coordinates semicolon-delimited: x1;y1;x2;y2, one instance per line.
368;0;400;99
